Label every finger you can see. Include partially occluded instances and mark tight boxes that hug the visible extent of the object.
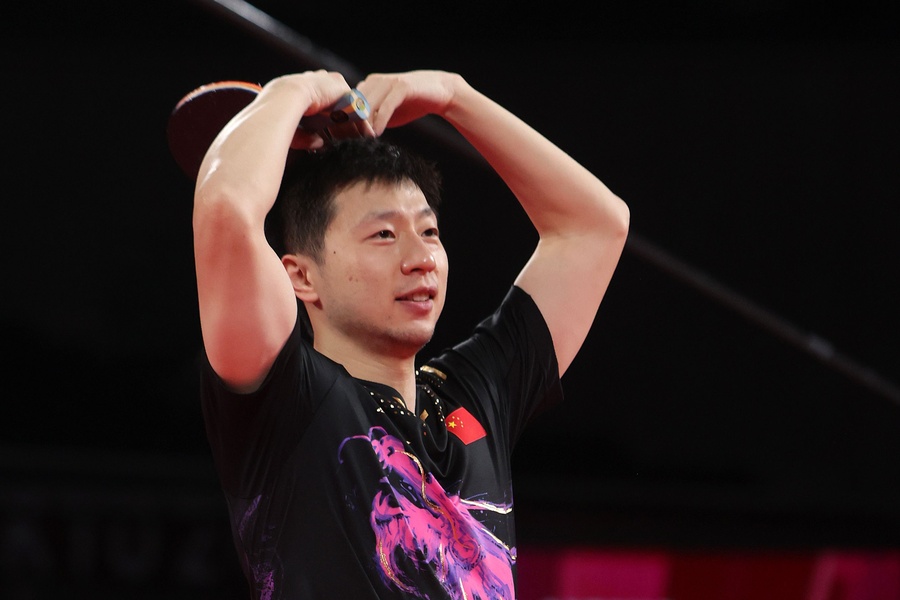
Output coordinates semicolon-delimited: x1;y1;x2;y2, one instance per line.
355;76;393;132
356;119;377;138
369;88;406;131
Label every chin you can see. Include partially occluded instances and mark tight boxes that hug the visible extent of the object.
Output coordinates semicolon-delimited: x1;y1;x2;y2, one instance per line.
389;327;436;355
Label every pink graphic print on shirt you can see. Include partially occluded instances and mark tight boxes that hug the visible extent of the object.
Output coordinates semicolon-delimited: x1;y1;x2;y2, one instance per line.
339;426;516;599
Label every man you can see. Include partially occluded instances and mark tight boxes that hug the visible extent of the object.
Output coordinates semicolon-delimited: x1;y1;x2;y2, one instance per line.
193;69;629;599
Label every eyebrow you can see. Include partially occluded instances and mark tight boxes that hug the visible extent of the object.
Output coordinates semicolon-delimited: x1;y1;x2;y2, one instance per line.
359;206;436;224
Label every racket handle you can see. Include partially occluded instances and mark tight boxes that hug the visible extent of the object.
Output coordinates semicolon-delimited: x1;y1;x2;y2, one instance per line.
299;89;370;132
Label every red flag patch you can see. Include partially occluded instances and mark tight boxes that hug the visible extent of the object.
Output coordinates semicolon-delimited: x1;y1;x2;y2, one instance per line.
446;407;487;445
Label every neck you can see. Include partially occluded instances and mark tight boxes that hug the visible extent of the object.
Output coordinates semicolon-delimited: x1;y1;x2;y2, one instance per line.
314;336;419;410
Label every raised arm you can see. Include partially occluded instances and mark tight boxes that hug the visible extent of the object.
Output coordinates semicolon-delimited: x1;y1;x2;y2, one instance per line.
358;71;630;375
192;71;363;392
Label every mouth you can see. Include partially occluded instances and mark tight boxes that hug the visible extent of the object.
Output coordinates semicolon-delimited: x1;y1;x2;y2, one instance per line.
396;287;437;302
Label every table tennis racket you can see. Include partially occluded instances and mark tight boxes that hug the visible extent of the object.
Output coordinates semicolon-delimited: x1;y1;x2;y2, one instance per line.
166;80;371;180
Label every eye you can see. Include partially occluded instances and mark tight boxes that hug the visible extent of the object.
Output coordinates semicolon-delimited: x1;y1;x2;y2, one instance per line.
423;227;440;238
373;230;395;239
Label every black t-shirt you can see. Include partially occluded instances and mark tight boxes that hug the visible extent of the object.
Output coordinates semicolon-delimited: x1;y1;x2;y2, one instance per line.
200;285;563;599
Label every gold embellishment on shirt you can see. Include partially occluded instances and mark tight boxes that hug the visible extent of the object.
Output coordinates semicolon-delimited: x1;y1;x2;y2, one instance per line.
402;451;440;512
419;409;429;422
378;539;414;594
419;365;447;380
418;384;445;423
367;389;409;417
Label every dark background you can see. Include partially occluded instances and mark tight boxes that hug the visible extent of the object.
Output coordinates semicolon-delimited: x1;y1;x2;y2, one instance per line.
3;0;899;596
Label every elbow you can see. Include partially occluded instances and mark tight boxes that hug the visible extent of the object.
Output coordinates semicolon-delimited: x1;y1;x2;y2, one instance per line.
193;176;262;235
600;191;630;245
613;194;631;238
193;184;236;237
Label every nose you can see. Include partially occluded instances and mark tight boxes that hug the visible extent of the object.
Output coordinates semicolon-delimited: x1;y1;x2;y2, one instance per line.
401;238;437;275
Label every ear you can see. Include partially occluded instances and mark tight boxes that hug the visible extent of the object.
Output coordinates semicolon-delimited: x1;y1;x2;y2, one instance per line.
282;253;320;303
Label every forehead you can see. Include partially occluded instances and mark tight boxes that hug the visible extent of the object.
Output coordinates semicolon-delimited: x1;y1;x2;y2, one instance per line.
330;180;434;227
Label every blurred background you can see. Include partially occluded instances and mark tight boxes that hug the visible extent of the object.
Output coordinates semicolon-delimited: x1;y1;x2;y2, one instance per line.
3;0;898;597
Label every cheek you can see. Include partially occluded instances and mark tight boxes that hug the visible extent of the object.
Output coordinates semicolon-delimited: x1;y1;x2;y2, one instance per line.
345;256;388;287
322;255;368;292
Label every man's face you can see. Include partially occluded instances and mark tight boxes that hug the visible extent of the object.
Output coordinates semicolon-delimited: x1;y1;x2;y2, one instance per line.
310;179;448;357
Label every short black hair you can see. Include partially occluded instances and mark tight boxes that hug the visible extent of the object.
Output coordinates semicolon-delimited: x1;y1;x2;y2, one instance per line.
270;136;443;262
